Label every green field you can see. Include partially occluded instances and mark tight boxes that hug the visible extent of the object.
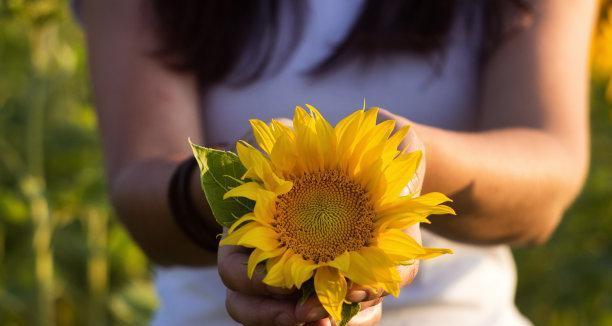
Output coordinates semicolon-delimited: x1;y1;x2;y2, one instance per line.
1;1;610;325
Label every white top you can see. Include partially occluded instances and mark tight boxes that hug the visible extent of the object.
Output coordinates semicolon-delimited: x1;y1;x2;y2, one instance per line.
153;1;531;325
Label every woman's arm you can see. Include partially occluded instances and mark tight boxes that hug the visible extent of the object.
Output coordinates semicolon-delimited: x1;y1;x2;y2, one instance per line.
81;0;215;265
387;0;597;246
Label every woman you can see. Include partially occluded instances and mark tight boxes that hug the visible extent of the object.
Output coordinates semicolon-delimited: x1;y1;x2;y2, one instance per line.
78;0;594;325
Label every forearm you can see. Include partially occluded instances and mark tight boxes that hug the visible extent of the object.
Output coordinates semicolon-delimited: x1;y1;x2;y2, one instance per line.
110;158;218;266
80;0;218;265
417;125;588;246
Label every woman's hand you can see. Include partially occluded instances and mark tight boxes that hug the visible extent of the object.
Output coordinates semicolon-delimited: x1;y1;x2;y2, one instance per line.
219;244;303;325
219;243;389;325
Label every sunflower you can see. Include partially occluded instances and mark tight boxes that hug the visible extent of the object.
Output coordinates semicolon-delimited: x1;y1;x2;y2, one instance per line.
220;104;454;321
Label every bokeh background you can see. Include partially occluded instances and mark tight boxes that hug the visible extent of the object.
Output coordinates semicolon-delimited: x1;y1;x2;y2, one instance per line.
0;1;610;325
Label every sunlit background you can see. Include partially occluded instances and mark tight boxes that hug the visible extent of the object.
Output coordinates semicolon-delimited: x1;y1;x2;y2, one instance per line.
0;1;610;325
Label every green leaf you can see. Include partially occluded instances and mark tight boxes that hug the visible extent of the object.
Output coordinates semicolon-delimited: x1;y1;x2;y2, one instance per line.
298;279;315;305
190;140;255;228
339;302;361;326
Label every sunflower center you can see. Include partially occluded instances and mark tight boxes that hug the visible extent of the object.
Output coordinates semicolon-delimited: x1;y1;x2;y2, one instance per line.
274;169;375;263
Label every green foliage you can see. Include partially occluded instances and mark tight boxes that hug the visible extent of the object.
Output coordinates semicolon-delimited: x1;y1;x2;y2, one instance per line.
190;142;255;228
0;1;610;325
298;279;316;305
0;1;155;325
339;302;361;326
513;81;612;326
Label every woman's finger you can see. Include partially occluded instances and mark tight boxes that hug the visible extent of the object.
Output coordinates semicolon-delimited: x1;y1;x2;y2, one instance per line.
398;259;420;288
218;244;295;297
305;319;331;326
359;297;384;311
346;301;383;326
345;287;381;303
294;294;329;322
225;289;300;326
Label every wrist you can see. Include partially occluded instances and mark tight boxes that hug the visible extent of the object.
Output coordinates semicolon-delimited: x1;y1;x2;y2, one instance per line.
168;157;221;253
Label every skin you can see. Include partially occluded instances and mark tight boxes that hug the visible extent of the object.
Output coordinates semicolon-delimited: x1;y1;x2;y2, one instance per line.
81;0;596;324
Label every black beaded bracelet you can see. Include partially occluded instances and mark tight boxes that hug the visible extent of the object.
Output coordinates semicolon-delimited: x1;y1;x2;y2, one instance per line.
168;156;221;252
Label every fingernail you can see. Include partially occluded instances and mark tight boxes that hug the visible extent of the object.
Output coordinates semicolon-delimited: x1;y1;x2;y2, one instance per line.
276;313;297;326
305;306;327;321
347;290;367;302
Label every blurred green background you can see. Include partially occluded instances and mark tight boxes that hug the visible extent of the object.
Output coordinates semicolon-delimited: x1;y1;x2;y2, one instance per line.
0;1;610;325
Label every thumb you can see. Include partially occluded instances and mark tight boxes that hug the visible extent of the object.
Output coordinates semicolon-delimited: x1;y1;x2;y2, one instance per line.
378;108;410;128
225;289;300;326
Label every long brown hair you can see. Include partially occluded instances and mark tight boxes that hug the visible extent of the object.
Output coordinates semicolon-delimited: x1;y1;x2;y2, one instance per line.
150;0;529;88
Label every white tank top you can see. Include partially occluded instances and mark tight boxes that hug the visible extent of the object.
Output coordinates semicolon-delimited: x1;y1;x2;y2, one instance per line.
153;1;531;325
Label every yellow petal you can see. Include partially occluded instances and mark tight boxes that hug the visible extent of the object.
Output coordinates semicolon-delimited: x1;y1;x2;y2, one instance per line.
227;213;257;234
220;219;280;251
236;141;267;181
350;120;395;176
374;229;452;263
247;247;285;279
378;192;454;213
293;106;322;171
293;105;311;127
375;280;400;298
236;141;293;194
336;107;379;170
336;109;363;148
270;131;297;176
375;229;427;262
239;227;279;251
378;150;422;205
223;182;267;201
306;104;337;168
344;247;400;296
419;247;454;259
223;182;278;222
380;125;410;167
270;119;295;141
263;249;294;288
219;222;258;247
250;119;276;154
326;251;350;274
411;192;455;207
314;267;347;322
361;107;380;131
344;106;380;156
254;193;277;222
357;158;385;199
219;221;279;250
375;193;455;231
285;254;318;289
377;192;455;217
358;247;401;297
335;109;363;143
374;213;432;233
283;255;296;289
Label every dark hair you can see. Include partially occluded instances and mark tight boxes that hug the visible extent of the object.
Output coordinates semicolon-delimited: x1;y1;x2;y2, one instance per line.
149;0;529;88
